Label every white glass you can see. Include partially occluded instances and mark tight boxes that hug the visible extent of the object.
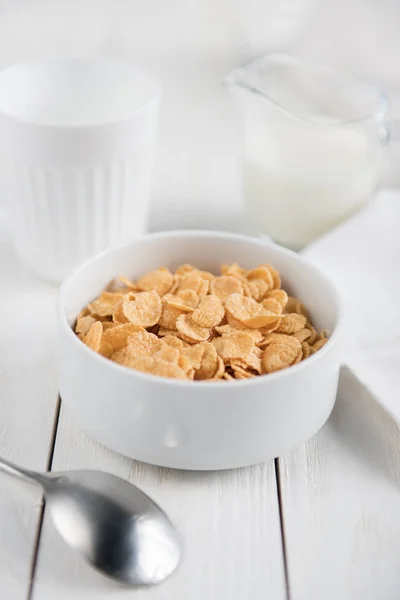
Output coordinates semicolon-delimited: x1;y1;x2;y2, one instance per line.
0;59;160;282
227;54;393;249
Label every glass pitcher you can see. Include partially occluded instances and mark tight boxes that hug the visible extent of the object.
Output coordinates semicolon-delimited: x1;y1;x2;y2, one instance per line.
227;54;392;249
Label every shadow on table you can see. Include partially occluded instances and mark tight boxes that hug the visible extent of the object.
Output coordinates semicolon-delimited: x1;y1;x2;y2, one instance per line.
327;366;400;488
126;366;400;492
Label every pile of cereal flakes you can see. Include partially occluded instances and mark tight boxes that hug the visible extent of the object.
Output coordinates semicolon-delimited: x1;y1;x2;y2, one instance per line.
75;263;328;381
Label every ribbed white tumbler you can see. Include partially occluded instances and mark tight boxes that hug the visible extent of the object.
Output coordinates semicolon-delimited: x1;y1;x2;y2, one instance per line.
0;59;160;282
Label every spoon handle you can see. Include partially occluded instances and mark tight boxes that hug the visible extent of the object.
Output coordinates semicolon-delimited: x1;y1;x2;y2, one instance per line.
0;457;44;486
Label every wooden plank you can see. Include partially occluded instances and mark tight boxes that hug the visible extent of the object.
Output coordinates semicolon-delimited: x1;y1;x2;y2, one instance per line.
0;224;59;599
32;404;287;600
279;367;400;600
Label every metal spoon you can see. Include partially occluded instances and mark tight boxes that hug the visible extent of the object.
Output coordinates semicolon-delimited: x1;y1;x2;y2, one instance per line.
0;457;181;586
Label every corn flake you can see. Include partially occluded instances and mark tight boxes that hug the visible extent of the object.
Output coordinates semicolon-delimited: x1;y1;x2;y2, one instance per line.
293;328;312;343
276;314;307;334
210;276;244;302
265;289;288;309
116;275;141;291
247;266;274;290
162;335;185;348
306;327;318;345
75;315;96;338
295;300;309;318
127;329;162;355
241;352;262;373
261;298;283;314
113;291;162;328
191;295;224;328
262;339;301;373
230;363;255;379
158;301;184;330
302;341;312;358
77;307;90;319
194;342;220;380
102;322;118;332
215;322;262;343
100;323;145;357
221;263;248;278
258;318;283;335
82;321;102;352
165;290;199;312
111;331;162;366
292;349;303;365
285;296;308;318
175;264;197;275
180;344;205;371
197;279;210;299
176;314;211;342
137;267;173;297
225;294;281;329
247;279;269;301
212;332;254;362
155;344;180;364
222;371;234;380
88;292;128;317
116;355;187;379
312;338;328;353
264;264;281;289
176;272;205;295
214;356;225;379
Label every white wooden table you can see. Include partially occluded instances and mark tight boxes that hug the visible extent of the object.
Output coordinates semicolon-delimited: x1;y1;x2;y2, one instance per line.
2;217;400;600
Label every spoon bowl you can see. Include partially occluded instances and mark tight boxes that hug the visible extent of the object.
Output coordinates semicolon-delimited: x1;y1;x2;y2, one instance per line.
0;459;181;586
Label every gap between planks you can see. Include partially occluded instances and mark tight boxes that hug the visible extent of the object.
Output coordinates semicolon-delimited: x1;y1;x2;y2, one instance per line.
27;395;62;600
275;457;291;600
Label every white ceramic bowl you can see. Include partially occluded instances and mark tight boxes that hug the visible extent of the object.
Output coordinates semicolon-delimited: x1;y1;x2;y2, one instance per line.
58;231;343;470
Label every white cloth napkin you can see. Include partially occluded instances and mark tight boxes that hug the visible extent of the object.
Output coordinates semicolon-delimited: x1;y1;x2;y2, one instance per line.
302;190;400;422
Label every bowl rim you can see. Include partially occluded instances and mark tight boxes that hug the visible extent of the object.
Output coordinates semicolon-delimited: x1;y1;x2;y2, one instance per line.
58;229;344;389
